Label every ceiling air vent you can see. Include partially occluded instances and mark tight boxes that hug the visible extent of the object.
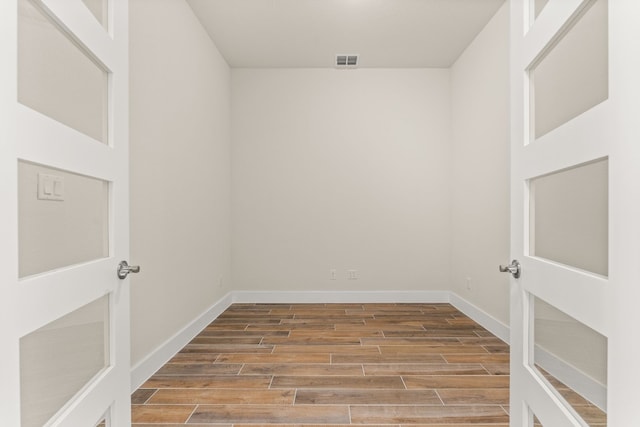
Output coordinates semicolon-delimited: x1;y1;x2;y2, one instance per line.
335;54;359;68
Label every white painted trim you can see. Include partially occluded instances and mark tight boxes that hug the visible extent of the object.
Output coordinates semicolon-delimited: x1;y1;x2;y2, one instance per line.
535;345;607;411
129;292;234;391
449;292;511;344
231;290;450;304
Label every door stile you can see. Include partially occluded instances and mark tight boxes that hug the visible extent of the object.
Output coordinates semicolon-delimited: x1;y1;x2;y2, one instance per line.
606;1;640;424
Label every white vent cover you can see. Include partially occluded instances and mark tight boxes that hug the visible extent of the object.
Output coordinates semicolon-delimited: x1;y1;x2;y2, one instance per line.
335;54;359;68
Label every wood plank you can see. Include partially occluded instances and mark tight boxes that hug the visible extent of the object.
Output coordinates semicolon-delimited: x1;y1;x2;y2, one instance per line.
380;345;489;355
142;375;273;389
438;388;510;405
271;375;405;389
131;405;195;423
363;363;488;376
295;389;441;405
272;345;380;354
240;363;364;376
149;388;295;405
155;363;242;376
332;354;446;364
187;405;351;424
349;405;509;424
403;375;510;389
216;353;330;364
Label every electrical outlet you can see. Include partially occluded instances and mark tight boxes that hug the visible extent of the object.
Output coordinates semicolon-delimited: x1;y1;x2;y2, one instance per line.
347;270;358;280
330;269;337;280
466;277;472;290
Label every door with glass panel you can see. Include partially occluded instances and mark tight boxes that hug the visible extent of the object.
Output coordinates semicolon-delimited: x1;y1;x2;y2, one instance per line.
508;0;640;425
0;0;132;426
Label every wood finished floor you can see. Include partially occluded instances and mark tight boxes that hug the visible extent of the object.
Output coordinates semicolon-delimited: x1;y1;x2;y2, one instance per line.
131;303;604;426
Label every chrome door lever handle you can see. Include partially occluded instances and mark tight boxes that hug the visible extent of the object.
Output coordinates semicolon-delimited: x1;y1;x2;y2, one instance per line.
499;259;521;279
117;260;141;279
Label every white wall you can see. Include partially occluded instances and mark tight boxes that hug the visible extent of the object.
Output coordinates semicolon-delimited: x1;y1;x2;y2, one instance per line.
450;3;510;325
129;0;231;366
231;69;452;292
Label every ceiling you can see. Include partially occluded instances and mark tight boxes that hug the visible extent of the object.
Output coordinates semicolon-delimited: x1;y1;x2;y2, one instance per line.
186;0;505;68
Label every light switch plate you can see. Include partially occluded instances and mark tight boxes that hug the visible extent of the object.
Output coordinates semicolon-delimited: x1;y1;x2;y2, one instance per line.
38;173;64;201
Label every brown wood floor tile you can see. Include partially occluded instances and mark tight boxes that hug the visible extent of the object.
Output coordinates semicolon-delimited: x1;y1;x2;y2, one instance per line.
380;345;489;355
271;375;405;389
403;375;510;389
180;344;274;353
155;363;242;376
363;363;488;376
131;303;538;426
262;336;363;345
149;388;295;405
187;404;351;424
362;337;464;345
332;354;446;364
167;353;219;364
131;389;156;404
483;363;510;375
384;329;480;337
295;389;441;405
240;363;364;376
131;405;195;423
143;375;273;389
437;388;510;405
272;344;381;354
443;354;509;363
190;336;263;344
289;330;384;338
216;353;331;364
349;405;509;424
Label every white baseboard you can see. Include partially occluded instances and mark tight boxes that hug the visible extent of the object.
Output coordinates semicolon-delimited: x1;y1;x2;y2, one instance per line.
232;290;450;304
449;292;510;344
130;292;234;391
535;346;607;411
130;289;604;414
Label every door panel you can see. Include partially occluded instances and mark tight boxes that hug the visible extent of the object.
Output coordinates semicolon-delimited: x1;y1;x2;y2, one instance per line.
510;0;613;425
20;295;110;427
18;0;109;144
18;161;110;277
1;0;131;425
529;158;608;276
530;0;608;139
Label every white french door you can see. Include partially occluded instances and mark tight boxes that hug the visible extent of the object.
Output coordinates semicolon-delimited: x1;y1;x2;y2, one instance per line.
509;0;640;426
0;0;131;426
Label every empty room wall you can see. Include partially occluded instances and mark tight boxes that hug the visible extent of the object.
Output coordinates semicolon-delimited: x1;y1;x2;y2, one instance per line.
450;3;510;325
231;68;452;293
129;0;231;366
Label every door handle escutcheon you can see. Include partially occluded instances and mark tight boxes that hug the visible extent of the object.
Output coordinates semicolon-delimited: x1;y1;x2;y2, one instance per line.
499;259;521;279
117;260;140;279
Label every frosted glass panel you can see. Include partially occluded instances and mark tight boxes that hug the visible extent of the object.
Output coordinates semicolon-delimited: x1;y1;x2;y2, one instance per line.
531;0;608;138
18;0;109;143
20;296;110;427
82;0;109;29
532;296;607;425
18;161;110;277
530;159;608;276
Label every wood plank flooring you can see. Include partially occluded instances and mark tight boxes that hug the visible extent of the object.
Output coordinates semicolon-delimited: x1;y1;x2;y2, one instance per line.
130;303;602;426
